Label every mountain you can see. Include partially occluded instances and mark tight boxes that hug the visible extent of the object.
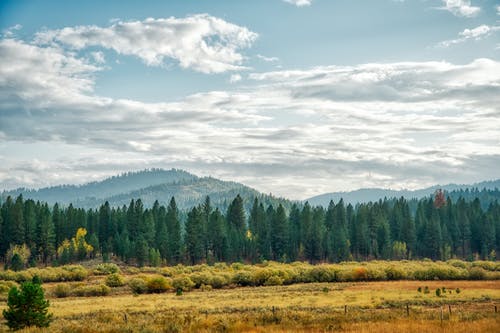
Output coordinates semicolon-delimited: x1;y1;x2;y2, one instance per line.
1;169;293;211
306;179;500;207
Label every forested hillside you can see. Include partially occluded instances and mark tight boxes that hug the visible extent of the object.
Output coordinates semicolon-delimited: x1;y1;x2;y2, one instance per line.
1;190;498;268
308;179;500;207
1;169;292;210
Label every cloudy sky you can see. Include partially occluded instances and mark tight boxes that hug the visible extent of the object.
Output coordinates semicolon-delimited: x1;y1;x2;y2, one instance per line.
1;0;499;200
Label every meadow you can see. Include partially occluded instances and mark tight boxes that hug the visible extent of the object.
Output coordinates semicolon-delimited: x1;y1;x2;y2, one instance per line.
0;260;499;332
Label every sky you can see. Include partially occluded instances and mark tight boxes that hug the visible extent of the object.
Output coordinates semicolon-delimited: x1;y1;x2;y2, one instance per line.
0;0;499;200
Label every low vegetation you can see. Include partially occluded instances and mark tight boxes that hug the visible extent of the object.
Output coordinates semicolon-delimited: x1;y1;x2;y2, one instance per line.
0;260;498;332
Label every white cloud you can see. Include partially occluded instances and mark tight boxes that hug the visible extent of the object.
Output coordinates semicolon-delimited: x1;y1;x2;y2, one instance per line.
497;5;500;15
438;25;500;47
283;0;312;7
440;0;480;17
257;54;279;62
35;15;258;74
90;51;105;64
229;74;242;83
1;37;499;198
2;24;22;38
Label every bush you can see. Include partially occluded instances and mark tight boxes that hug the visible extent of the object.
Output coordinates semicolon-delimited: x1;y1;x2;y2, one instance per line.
172;276;195;292
233;271;254;286
264;275;284;286
93;263;120;275
146;276;171;293
53;284;71;298
2;278;53;330
72;284;110;297
435;288;441;297
468;267;486;280
128;278;148;294
0;281;17;294
105;273;125;287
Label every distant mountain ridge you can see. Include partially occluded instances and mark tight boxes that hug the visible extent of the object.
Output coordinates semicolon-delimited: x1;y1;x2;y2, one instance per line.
1;169;293;211
2;169;499;210
306;179;500;207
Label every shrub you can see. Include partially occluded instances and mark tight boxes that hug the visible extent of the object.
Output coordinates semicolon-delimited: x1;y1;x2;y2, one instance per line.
53;284;71;298
417;287;422;293
146;276;171;293
455;288;461;294
209;274;229;289
0;281;17;294
424;286;430;294
128;278;148;294
172;276;195;292
200;284;213;292
2;278;53;330
93;263;120;275
105;273;125;288
264;275;284;286
72;284;110;297
435;288;441;297
468;267;486;280
309;266;335;282
233;271;254;286
353;267;368;281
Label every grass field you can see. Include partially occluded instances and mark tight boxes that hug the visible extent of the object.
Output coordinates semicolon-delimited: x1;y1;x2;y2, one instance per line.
1;261;499;332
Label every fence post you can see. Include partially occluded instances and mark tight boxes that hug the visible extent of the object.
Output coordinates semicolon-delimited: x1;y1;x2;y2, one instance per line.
344;305;347;315
406;304;409;317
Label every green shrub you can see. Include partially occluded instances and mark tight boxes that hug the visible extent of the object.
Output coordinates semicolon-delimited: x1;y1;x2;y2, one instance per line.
72;284;110;297
53;284;71;298
435;288;441;297
128;278;148;294
93;263;120;275
146;276;172;293
105;273;125;287
455;288;461;294
172;276;195;291
423;286;430;294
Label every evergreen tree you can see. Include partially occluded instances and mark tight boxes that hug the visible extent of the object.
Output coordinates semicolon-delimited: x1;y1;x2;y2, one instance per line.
3;277;53;330
271;204;288;261
36;204;55;264
287;204;301;261
208;208;229;262
166;197;181;264
226;195;246;261
185;206;205;265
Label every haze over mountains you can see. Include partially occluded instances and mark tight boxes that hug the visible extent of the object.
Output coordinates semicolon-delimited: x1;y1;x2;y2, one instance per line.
1;169;499;210
1;169;292;210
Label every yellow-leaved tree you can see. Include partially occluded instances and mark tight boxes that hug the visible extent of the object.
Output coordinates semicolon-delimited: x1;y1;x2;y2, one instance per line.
57;228;93;264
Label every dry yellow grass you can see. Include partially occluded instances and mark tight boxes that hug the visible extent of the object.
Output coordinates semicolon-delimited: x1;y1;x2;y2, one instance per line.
1;280;499;332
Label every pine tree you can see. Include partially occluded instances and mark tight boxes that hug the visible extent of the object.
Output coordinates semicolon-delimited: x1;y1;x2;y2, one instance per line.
166;197;181;264
36;204;55;264
185;206;205;265
226;195;246;261
208;208;229;262
271;204;288;261
3;277;53;330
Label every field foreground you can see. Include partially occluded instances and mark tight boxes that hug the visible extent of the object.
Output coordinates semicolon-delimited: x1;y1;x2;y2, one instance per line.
1;279;499;332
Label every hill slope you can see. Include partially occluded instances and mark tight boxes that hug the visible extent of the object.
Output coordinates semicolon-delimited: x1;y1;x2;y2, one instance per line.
307;179;500;207
1;169;293;210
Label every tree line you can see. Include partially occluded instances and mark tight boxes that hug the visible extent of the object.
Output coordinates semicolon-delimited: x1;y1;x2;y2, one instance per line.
0;191;498;268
